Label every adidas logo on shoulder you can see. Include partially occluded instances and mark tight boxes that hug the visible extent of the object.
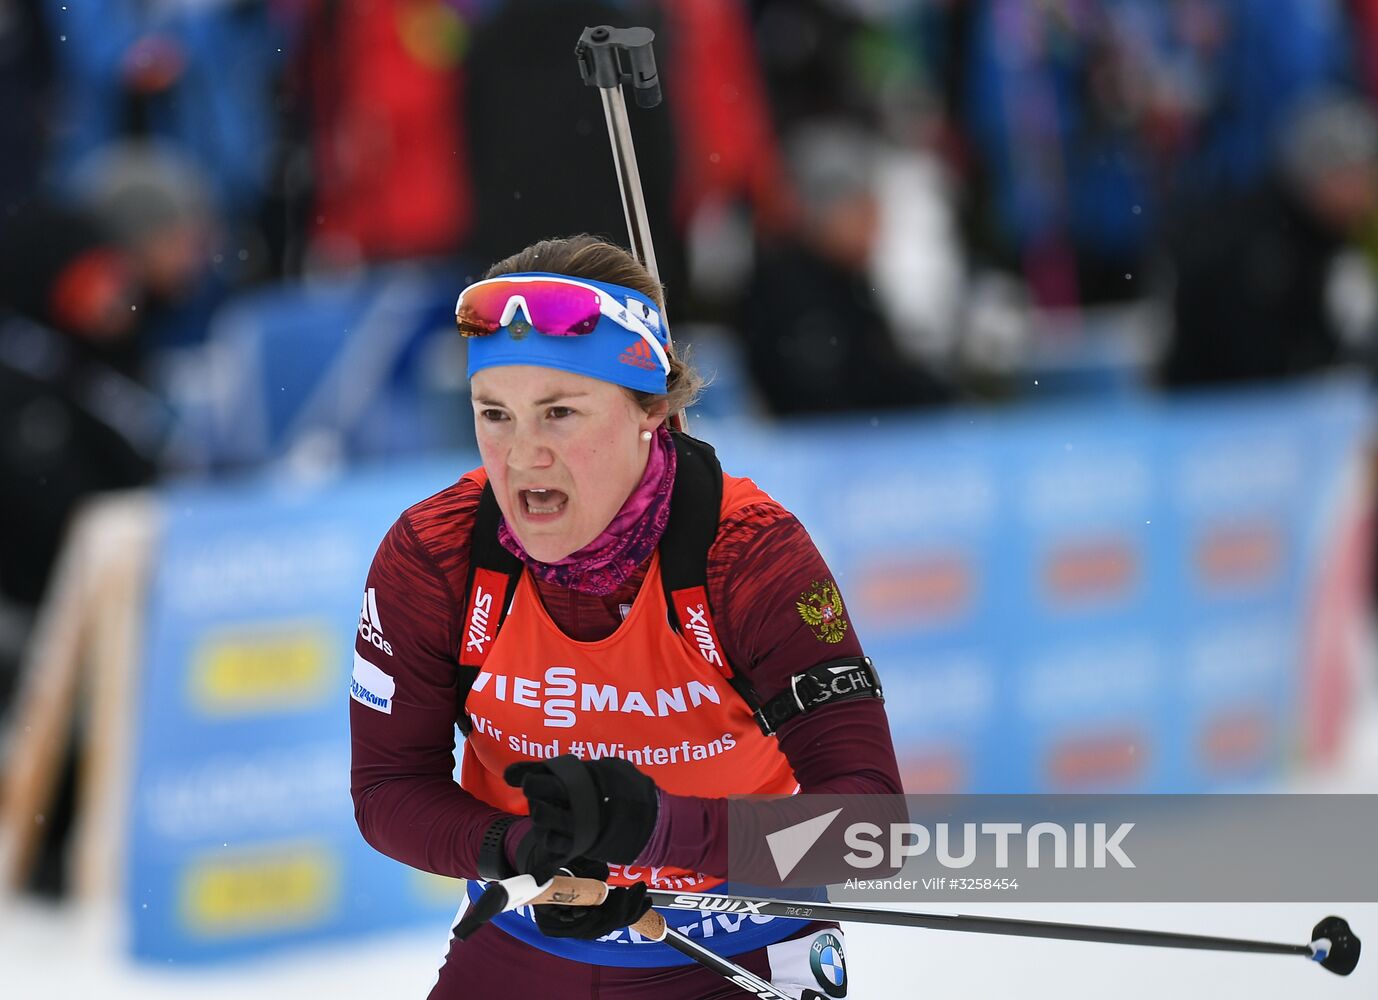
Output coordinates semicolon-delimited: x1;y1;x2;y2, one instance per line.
359;587;393;656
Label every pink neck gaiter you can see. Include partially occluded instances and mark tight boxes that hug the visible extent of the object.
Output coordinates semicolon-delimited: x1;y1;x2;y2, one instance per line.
497;425;676;596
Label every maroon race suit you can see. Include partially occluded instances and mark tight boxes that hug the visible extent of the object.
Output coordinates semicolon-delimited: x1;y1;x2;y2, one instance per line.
351;474;902;997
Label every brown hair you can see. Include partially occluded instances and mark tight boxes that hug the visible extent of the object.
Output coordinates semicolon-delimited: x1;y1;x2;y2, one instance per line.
481;235;704;419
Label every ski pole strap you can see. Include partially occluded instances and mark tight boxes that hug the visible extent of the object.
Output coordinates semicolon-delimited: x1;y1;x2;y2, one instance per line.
539;753;604;859
755;657;884;736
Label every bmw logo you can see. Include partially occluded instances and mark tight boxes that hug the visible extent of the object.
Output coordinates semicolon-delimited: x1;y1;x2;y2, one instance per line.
809;932;847;998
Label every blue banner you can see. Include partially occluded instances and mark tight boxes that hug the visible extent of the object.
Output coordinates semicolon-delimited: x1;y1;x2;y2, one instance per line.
125;377;1372;962
128;460;466;962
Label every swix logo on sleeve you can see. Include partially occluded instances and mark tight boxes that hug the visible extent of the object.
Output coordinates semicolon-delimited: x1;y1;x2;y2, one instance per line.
358;587;392;656
672;587;731;679
460;569;508;667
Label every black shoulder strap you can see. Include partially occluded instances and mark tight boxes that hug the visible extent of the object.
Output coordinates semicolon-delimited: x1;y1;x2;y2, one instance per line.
470;481;524;582
659;432;773;734
454;481;523;734
658;431;724;606
658;434;883;735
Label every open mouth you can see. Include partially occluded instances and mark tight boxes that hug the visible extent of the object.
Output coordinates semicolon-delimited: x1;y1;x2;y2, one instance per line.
521;488;568;516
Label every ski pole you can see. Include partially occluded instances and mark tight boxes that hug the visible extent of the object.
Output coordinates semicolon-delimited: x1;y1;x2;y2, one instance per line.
456;874;794;999
656;923;795;1000
468;875;1360;977
574;24;689;433
575;25;663;287
641;887;1361;977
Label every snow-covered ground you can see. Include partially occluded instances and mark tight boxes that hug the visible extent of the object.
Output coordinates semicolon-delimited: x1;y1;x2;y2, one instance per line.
4;681;1375;999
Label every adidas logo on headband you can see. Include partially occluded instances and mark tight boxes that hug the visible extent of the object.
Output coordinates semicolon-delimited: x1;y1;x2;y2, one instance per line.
619;336;662;372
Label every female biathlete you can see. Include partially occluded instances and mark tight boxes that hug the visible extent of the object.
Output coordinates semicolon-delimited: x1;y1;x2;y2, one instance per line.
350;235;902;998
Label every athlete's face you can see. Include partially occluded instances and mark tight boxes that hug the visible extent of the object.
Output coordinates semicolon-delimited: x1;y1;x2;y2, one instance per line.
471;366;665;562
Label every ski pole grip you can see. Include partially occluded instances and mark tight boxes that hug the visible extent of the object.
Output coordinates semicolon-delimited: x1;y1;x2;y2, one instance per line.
534;876;668;940
533;875;609;907
575;25;662;108
632;908;668;941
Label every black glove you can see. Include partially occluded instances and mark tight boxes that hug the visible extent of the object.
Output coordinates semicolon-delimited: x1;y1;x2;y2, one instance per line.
514;838;652;941
505;754;660;865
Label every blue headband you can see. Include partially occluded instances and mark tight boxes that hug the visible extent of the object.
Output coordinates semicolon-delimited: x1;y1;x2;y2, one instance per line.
463;271;670;393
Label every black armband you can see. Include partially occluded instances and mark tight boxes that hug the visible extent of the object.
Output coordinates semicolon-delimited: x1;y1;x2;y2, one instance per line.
756;656;883;735
477;815;520;881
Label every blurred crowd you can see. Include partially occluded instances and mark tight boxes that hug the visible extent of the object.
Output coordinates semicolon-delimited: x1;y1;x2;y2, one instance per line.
6;0;1378;701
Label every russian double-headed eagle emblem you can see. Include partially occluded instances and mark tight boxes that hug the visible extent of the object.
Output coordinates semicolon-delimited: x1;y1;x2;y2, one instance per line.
797;579;849;644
